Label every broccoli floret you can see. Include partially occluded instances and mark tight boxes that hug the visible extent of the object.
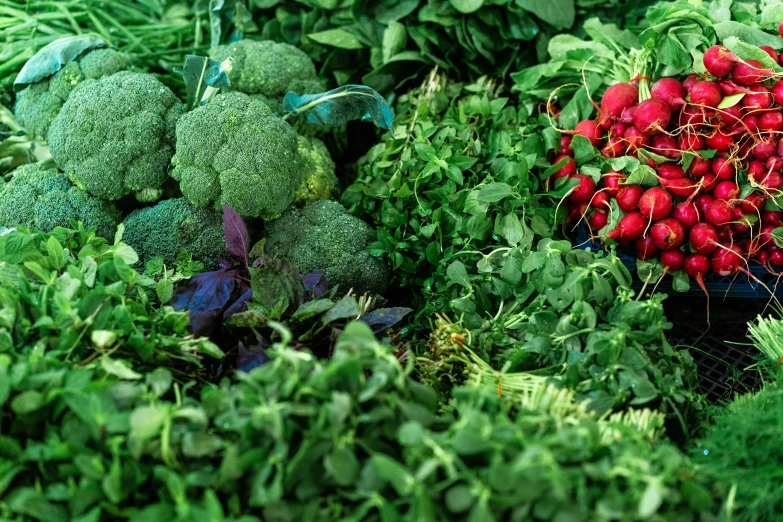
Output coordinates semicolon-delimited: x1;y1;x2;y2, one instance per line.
263;200;389;295
13;49;129;141
122;198;228;268
171;91;301;219
294;134;338;205
48;71;184;201
209;39;324;101
0;164;120;238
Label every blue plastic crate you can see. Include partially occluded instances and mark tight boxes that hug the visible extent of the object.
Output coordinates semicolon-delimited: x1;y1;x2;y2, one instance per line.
574;224;783;298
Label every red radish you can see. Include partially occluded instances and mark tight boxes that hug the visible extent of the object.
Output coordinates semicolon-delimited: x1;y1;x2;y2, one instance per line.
568;174;596;203
705;132;734;152
660;177;698;198
601;83;639;119
763;211;783;225
597;111;614;130
701;173;719;192
742;114;760;134
639;187;673;221
607;211;647;241
684;253;711;307
688;157;712;177
761;46;779;63
716;104;743;128
761;171;783;190
732;207;752;234
733;60;772;85
552;155;577;178
673;201;701;228
711;243;744;276
590;190;610;209
717;226;732;243
574;120;602;147
773;81;783;105
650;218;686;250
714;181;740;201
690;223;719;254
602;171;626;196
651;134;680;158
742;85;772;110
696;194;715;215
705;199;734;227
779;21;783;39
616;184;644;212
683;74;700;92
712;156;736;180
588;210;609;230
759;250;771;264
679;105;711;127
661;249;685;271
748;161;766;181
767;156;783;171
635;236;659;260
633;98;671;134
772;250;783;267
718;80;748;96
703;45;736;77
657;163;685;180
619;105;637;125
651;78;685;110
678;132;704;151
623;126;650;150
609;123;628;139
759;111;783;132
601;137;626;158
568;203;588;224
690;81;722;107
740;193;766;214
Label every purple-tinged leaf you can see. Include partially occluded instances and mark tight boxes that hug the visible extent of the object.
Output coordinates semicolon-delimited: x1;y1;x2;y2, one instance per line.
359;307;413;333
222;205;249;265
223;288;252;321
303;270;329;299
237;341;270;372
171;269;238;337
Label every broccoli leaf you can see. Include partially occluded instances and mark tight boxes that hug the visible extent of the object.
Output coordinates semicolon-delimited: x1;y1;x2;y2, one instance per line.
209;0;255;48
14;35;106;91
283;85;394;130
182;55;232;110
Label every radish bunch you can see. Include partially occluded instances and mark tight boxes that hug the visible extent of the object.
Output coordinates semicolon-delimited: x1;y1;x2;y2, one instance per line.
558;43;783;294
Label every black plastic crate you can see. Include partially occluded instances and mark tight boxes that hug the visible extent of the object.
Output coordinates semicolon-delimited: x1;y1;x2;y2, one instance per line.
665;297;765;404
575;224;783;298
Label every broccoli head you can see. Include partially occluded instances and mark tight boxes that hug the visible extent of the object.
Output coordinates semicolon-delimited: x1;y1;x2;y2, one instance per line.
263;200;389;295
209;39;323;101
48;71;184;201
0;164;120;238
13;49;129;141
122;198;228;268
294;134;338;205
171;91;302;219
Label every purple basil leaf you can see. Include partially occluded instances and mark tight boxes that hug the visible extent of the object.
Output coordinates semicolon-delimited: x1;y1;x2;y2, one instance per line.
237;341;270;372
223;205;249;265
359;307;413;333
223;288;252;321
171;269;237;337
303;270;329;299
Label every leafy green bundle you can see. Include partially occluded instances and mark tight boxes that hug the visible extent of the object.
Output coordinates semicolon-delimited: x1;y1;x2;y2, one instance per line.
1;319;714;521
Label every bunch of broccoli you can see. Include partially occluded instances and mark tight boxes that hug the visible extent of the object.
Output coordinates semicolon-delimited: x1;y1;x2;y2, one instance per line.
0;164;120;239
264;200;389;295
13;48;129;141
7;37;389;296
